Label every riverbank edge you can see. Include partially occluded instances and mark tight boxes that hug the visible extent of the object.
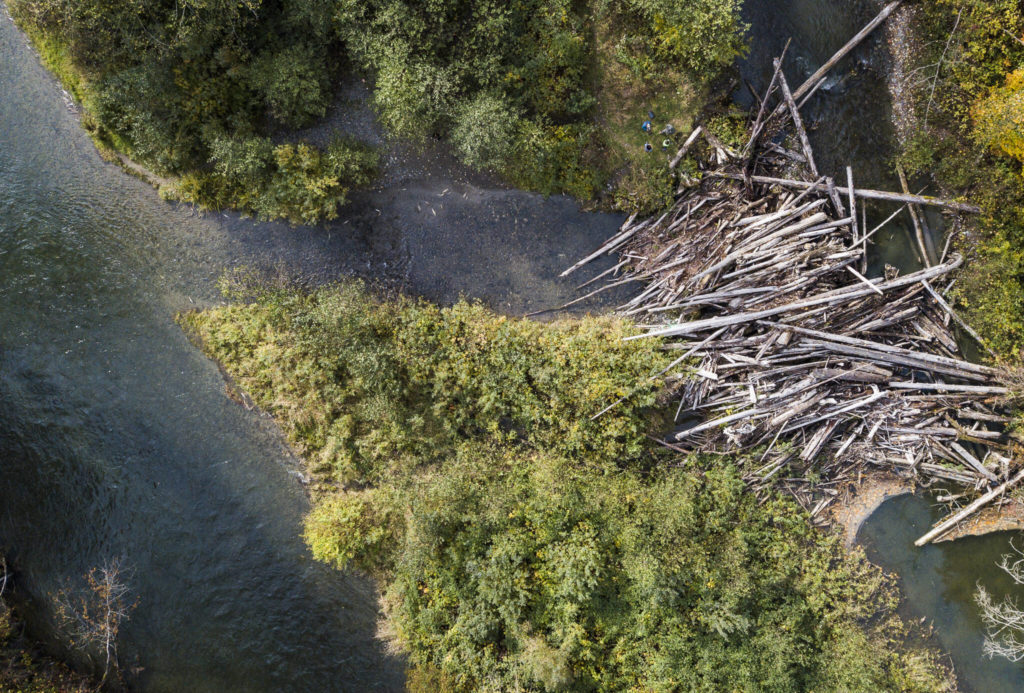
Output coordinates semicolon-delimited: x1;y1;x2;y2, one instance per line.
2;5;181;197
4;1;750;226
1;559;98;692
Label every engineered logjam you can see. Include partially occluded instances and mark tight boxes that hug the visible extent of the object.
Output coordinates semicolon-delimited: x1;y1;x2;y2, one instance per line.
564;20;1016;545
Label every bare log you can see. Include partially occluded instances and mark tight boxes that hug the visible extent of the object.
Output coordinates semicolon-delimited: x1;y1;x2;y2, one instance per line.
788;1;904;106
704;172;981;213
915;468;1024;546
776;60;819;178
670;127;704;170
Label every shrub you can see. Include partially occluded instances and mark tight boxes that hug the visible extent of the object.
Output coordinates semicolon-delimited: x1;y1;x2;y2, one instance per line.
250;45;330;128
973;69;1024;163
451;93;521;170
209;135;275;194
596;0;747;81
181;282;669;485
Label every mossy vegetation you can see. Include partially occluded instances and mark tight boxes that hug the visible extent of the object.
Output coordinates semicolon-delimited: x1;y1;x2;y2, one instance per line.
896;0;1024;358
9;0;747;221
181;280;952;692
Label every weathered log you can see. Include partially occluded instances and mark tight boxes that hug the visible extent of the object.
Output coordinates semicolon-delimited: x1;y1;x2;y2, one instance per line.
631;258;963;340
776;60;819;177
898;165;934;266
704;171;981;213
669;127;704;170
915;468;1024;546
789;1;904;105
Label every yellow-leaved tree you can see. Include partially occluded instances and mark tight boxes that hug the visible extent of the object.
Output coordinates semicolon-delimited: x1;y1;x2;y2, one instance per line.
974;68;1024;163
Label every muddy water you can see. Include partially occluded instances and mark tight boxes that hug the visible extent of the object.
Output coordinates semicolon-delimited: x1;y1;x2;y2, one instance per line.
0;7;625;691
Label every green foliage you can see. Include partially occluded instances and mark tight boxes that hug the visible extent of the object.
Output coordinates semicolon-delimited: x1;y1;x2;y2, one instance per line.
920;0;1024;120
177;136;377;223
973;69;1024;162
451;93;522;171
953;231;1024;358
11;0;746;207
180;281;669;485
8;0;375;224
250;45;330;128
897;1;1024;359
612;149;676;215
365;454;947;692
183;282;950;692
339;0;744;197
596;0;747;79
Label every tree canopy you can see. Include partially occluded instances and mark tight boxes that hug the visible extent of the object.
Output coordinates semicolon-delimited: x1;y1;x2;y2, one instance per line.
10;0;747;219
181;281;952;692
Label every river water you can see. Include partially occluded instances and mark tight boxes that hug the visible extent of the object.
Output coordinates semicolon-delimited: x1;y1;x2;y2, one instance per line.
2;0;1021;690
0;8;624;691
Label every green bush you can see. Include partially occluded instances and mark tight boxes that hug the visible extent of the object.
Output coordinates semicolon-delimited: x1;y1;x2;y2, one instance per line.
182;282;951;693
250;45;330;128
366;452;948;692
341;0;744;198
181;281;669;484
973;69;1024;163
613;149;676;215
451;93;522;171
176;137;377;223
596;0;747;79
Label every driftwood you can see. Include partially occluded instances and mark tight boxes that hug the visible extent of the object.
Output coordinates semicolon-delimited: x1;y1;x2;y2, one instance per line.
915;469;1024;546
705;172;981;213
898;165;936;265
562;19;1016;533
777;59;819;178
779;1;904;109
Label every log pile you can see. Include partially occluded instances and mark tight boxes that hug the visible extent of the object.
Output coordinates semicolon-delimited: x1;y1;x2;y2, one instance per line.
563;6;1022;537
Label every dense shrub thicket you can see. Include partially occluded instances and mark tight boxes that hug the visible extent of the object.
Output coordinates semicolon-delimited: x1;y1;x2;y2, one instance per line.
898;0;1024;357
9;0;746;220
181;281;952;692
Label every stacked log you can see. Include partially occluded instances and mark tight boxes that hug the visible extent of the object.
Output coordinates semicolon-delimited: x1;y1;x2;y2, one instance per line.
563;17;1019;540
